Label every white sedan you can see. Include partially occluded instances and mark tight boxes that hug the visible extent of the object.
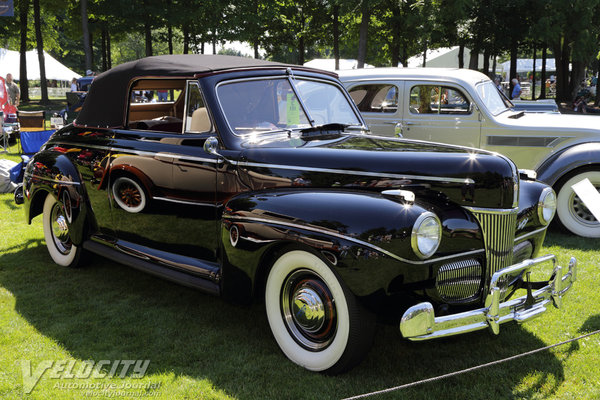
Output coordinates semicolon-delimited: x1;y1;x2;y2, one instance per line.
340;68;600;238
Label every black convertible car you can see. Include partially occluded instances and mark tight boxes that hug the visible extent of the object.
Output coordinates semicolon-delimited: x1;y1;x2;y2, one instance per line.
21;55;576;374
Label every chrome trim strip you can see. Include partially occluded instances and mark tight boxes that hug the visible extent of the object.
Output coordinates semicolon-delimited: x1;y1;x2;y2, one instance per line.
240;162;474;184
514;226;548;242
153;196;215;206
50;142;219;164
31;175;81;186
225;214;484;265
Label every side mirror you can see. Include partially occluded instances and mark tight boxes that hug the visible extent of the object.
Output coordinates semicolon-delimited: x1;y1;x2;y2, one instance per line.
203;136;220;156
203;136;231;164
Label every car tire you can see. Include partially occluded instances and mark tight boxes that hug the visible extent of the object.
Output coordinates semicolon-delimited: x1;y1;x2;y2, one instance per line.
555;170;600;238
112;176;147;213
265;249;375;374
42;193;83;267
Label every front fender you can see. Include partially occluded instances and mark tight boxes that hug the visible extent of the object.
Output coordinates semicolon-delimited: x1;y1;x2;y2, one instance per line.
219;188;483;304
536;142;600;186
23;150;90;245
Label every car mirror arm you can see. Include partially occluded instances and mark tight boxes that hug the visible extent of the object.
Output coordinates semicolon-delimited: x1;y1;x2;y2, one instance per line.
203;136;231;164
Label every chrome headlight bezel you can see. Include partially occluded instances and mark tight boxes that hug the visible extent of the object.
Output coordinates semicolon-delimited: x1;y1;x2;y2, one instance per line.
411;212;442;259
538;187;557;225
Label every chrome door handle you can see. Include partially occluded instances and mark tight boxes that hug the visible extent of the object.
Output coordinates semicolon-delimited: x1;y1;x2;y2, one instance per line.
384;121;400;125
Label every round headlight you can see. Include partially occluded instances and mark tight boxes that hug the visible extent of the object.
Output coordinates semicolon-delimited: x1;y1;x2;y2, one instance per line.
411;212;442;259
538;187;556;225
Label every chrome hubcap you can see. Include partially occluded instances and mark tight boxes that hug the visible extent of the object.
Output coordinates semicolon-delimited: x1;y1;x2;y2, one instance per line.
281;269;336;351
51;203;72;255
569;185;600;226
291;287;325;333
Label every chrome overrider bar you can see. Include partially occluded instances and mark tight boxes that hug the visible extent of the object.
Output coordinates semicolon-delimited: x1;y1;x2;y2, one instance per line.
400;254;577;341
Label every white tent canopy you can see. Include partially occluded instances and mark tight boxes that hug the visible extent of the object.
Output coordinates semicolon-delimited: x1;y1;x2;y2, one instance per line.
304;58;375;71
0;48;81;81
407;46;492;69
498;59;557;73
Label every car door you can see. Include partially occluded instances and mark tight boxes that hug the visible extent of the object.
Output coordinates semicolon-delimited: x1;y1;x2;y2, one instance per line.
107;79;219;264
401;82;482;148
346;81;404;137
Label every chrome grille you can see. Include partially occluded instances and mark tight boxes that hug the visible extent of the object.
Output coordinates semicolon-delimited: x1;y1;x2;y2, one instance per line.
436;259;483;303
469;208;518;287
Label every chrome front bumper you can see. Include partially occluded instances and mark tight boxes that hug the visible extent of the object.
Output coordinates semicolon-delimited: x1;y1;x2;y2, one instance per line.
400;254;577;341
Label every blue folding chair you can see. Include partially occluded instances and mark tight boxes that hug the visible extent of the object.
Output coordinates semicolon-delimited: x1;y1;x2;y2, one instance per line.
11;129;55;204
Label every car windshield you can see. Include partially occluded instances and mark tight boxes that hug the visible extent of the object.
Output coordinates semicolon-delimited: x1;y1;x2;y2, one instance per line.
217;77;361;135
476;81;511;116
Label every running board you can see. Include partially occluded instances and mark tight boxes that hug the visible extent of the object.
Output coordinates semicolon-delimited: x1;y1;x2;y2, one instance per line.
83;240;221;296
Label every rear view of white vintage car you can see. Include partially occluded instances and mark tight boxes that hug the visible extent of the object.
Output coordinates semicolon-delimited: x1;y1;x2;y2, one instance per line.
340;68;600;238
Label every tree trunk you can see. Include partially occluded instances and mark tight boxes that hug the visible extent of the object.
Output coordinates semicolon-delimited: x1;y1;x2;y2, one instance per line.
168;25;173;54
144;21;152;56
18;0;30;103
81;0;92;72
458;43;464;68
540;46;547;99
106;30;112;69
595;67;600;106
357;3;369;68
101;28;107;72
33;0;48;104
483;48;490;77
531;43;536;100
333;4;340;70
401;45;407;68
212;36;216;54
183;27;189;54
492;55;497;78
570;61;585;100
253;42;259;59
468;46;479;70
553;40;571;102
509;39;518;99
422;41;427;67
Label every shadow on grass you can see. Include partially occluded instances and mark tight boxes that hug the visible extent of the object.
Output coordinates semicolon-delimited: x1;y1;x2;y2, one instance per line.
0;241;568;400
545;229;600;251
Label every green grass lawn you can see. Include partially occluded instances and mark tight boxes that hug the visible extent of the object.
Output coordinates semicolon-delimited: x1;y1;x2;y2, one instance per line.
1;145;599;399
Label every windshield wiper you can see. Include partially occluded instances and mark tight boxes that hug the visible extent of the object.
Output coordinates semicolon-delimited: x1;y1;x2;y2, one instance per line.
300;123;349;140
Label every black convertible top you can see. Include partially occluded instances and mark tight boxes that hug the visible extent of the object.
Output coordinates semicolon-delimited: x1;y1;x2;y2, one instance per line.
75;54;304;128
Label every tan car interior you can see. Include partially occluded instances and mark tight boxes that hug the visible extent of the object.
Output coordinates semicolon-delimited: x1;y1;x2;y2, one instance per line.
127;79;212;133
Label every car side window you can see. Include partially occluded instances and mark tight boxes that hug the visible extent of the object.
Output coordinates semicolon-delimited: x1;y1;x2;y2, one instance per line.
127;79;185;132
349;84;398;113
184;81;213;133
409;85;470;115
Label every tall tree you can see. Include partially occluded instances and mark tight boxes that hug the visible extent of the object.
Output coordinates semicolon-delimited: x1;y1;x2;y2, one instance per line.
19;0;30;103
81;0;92;71
357;1;370;68
32;0;48;103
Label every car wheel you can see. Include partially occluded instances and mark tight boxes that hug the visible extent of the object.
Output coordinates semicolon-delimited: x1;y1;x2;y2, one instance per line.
42;194;82;267
112;176;147;213
265;249;375;374
555;170;600;238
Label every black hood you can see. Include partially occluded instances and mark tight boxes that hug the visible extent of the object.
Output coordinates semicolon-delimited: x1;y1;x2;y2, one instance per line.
237;135;517;209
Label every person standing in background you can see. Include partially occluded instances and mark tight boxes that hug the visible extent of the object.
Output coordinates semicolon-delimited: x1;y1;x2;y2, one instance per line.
5;74;20;106
511;78;522;100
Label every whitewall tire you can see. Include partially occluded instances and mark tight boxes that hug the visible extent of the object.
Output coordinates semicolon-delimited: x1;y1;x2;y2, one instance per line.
42;194;82;267
556;170;600;238
265;249;375;374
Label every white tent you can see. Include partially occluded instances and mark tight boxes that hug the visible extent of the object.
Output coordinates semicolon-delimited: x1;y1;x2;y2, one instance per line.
407;46;492;69
0;48;81;81
304;58;375;71
498;59;557;73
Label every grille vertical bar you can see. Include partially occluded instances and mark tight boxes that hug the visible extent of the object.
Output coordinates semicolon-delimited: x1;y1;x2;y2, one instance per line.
469;209;517;286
